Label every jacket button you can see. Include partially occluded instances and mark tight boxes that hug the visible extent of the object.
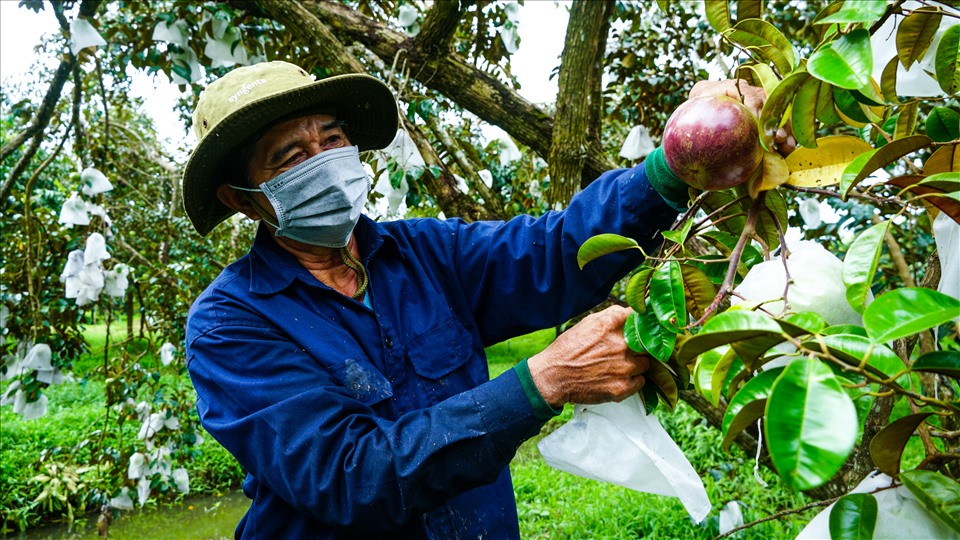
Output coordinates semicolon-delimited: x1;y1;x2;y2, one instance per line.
385;336;394;348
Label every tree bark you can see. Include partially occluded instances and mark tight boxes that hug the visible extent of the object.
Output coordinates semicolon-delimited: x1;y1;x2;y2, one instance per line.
416;0;470;59
547;0;613;206
296;0;617;182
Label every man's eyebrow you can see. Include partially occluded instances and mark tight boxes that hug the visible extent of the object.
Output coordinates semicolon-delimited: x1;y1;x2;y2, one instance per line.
265;120;348;166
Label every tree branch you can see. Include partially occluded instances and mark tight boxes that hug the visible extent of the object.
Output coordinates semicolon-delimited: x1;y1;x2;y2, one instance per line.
0;55;75;165
415;0;470;59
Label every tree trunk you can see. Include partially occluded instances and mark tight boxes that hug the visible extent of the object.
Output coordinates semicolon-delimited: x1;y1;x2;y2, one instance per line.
548;0;613;206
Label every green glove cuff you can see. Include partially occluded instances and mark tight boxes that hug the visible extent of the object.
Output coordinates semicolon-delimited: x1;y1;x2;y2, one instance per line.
645;146;689;212
514;358;563;420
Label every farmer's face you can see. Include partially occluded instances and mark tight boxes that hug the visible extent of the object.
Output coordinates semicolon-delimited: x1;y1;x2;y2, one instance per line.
247;113;351;187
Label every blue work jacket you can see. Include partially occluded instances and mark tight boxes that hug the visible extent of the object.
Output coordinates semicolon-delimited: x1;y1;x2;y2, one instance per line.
185;163;677;539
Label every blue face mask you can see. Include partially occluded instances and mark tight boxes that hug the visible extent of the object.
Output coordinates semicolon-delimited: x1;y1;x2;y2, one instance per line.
231;146;370;248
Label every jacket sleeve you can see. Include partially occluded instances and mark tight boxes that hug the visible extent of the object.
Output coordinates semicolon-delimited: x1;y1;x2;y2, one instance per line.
186;308;544;531
452;162;679;343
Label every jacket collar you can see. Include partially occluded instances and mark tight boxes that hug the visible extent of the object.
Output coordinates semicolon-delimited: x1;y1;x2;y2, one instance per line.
247;215;400;295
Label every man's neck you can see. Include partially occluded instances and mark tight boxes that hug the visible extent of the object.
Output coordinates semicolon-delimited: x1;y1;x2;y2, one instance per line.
273;234;363;298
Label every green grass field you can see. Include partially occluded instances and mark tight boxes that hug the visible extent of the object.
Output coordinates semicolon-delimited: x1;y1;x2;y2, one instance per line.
2;325;815;538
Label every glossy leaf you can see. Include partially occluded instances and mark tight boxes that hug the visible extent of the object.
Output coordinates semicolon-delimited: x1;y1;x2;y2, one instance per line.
639;380;660;414
822;325;868;337
926;107;960;143
786;135;873;187
726;19;796;76
897;7;943;69
898;470;960;533
829;493;878;540
917;172;960;193
766;358;858;491
759;71;809;149
646;359;679;410
650;261;687;331
869;412;933;477
625;266;654;313
756;187;788;252
677;311;783;365
625;306;677;362
809;29;874;90
577;233;638;270
817;0;885;24
784;312;827;335
935;24;960;95
740;63;780;95
833;87;871;126
701;192;747;238
912;351;960;378
864;288;960;343
880;57;900;104
731;314;818;371
710;347;740;406
680;264;718;323
705;0;731;33
840;135;933;199
815;80;843;126
720;367;783;451
839;150;878;198
751;150;790;198
792;77;824;148
842;220;889;314
894;101;919;140
809;334;905;383
850;78;885;107
662;216;695;245
694;346;726;398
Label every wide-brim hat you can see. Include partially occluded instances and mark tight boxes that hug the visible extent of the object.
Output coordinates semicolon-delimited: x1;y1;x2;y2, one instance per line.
182;61;398;236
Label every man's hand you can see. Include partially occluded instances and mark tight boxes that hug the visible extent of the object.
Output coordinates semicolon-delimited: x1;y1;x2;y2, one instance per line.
689;79;797;155
527;306;649;407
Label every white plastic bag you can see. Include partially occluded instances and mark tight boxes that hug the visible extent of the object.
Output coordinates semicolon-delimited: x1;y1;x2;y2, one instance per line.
934;212;960;303
537;394;712;522
619;125;655;161
796;471;959;539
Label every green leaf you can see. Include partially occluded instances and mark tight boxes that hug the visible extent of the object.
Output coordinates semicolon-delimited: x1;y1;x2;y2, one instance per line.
912;351;960;378
710;347;740;406
577;234;638;270
809;29;874;90
897;7;943;69
680;264;718;323
759;71;810;149
721;367;784;451
731;315;819;371
863;288;960;343
726;19;796;76
639;381;660;414
756;187;788;251
624;312;648;354
838;148;875;199
793;77;825;149
917;172;960;192
677;310;783;365
662;216;695;245
766;358;858;491
822;324;868;337
736;0;762;21
650;261;687;331
829;493;878;540
646;359;679;410
625;266;654;313
842;220;890;314
816;81;843;126
694;346;726;400
817;0;886;24
784;312;827;335
833;87;871;125
926;107;960;143
625;306;677;362
869;412;933;477
935;22;960;95
806;334;906;384
705;0;732;33
898;470;960;533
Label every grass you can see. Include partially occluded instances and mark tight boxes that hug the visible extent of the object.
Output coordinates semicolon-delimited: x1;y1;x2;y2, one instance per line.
3;325;817;537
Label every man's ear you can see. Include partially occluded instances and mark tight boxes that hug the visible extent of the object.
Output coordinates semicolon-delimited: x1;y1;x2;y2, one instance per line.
216;184;261;221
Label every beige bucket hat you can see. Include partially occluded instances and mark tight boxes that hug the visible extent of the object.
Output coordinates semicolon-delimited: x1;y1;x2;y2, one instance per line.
181;61;398;236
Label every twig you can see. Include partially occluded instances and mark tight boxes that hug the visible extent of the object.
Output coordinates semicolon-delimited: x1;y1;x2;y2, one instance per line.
766;205;792;316
713;496;839;540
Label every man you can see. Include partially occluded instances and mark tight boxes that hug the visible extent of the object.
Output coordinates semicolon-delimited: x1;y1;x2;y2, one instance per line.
183;61;753;539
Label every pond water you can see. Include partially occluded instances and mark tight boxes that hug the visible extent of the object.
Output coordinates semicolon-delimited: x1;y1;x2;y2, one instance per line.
17;490;249;540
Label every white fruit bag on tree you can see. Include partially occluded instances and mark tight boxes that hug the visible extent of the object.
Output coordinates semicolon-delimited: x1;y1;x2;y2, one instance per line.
537;394;712;522
796;472;959;539
934;212;960;303
619;125;655;160
732;240;865;326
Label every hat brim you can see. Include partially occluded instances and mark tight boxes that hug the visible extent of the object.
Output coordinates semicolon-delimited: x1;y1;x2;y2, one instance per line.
182;74;398;236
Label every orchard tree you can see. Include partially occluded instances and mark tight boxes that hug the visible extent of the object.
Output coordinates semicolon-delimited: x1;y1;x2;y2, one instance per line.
1;0;958;536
